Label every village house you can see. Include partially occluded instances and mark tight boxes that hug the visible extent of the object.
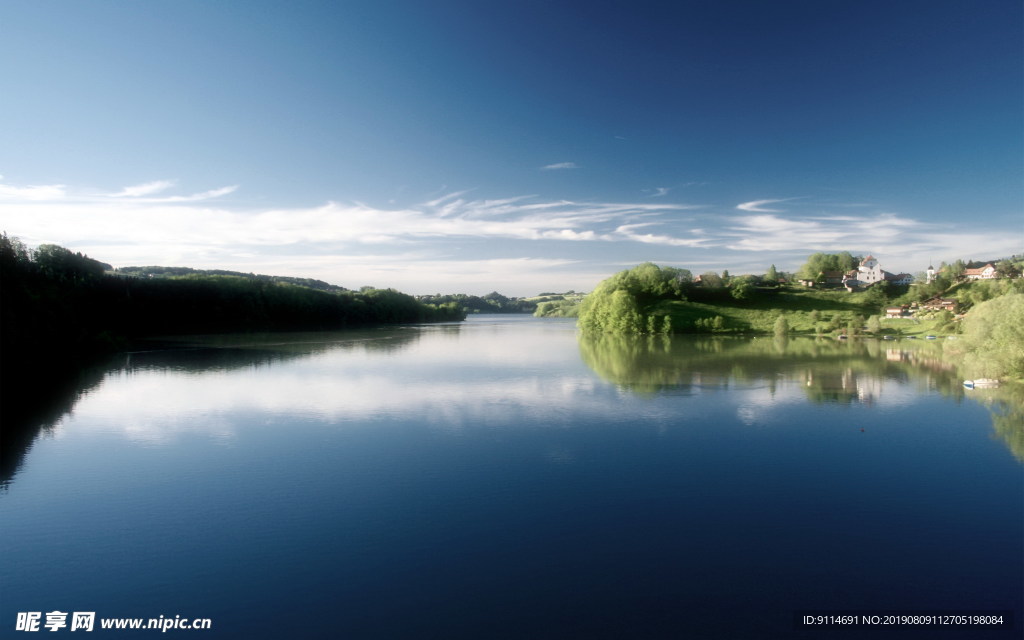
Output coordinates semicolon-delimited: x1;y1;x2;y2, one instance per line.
921;297;957;312
822;270;846;286
803;255;914;290
886;305;910;318
964;262;997;280
856;255;885;285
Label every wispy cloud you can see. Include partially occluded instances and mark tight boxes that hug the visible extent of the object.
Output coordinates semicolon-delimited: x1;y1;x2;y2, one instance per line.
108;180;176;198
0;179;238;204
723;213;922;252
541;162;579;170
0;182;67;200
719;211;1020;275
614;223;709;247
1;177;1015;294
736;198;799;213
0;179;701;262
149;185;239;202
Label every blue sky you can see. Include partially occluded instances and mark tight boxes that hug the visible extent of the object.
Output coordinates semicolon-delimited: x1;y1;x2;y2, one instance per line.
2;0;1021;295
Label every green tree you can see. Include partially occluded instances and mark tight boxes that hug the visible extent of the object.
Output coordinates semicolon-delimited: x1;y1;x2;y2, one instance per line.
863;281;890;309
996;259;1021;279
578;263;698;332
33;244;109;282
765;264;779;283
797;252;859;281
730;280;754;300
952;293;1024;378
700;272;723;289
944;259;966;280
608;289;642;332
866;315;882;334
773;314;789;337
846;319;858;336
0;232;31;266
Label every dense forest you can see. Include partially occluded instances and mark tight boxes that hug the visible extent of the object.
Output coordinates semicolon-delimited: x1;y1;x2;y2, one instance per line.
0;234;464;375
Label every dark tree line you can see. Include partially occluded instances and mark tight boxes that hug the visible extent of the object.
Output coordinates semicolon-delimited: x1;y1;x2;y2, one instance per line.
0;234;464;377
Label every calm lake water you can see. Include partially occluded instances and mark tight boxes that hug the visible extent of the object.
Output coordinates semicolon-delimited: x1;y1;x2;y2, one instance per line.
3;315;1022;638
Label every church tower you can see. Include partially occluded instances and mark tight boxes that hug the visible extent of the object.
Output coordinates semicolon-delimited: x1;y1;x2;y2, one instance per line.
926;264;936;284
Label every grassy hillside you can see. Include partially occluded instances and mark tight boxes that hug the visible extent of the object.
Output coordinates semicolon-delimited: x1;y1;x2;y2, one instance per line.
648;288;884;335
531;292;585;317
578;262;1024;337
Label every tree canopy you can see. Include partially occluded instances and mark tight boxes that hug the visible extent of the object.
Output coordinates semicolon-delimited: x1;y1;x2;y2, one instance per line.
952;293;1024;379
797;252;858;280
577;263;689;333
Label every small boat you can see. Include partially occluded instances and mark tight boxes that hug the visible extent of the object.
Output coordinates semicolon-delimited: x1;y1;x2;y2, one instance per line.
882;335;895;340
964;379;1000;389
926;335;937;340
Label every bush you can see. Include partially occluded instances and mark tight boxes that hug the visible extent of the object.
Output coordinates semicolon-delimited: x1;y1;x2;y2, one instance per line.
951;293;1024;379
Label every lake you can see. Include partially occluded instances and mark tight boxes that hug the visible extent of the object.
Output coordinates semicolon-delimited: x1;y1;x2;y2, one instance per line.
3;315;1021;638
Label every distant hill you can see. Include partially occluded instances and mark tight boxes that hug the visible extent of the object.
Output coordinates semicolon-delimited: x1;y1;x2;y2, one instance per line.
416;291;538;314
114;265;350;293
530;292;585;318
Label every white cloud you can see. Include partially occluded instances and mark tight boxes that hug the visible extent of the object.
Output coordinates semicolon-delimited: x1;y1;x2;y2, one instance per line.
0;179;237;204
613;223;709;247
720;211;1021;276
108;180;176;197
723;213;922;252
65;342;625;443
0;182;67;200
424;189;471;208
1;177;1015;294
541;162;579;170
736;198;794;213
153;185;239;202
0;178;703;293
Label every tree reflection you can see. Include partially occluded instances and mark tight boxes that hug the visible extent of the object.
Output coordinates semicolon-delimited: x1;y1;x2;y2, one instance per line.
578;333;889;397
578;333;1024;461
967;384;1024;463
1;328;431;488
125;328;427;373
1;353;114;489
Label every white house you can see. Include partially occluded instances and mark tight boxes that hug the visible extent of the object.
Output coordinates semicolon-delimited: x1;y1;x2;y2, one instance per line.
885;272;914;285
857;255;885;284
852;255;913;287
964;263;997;280
801;254;914;289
